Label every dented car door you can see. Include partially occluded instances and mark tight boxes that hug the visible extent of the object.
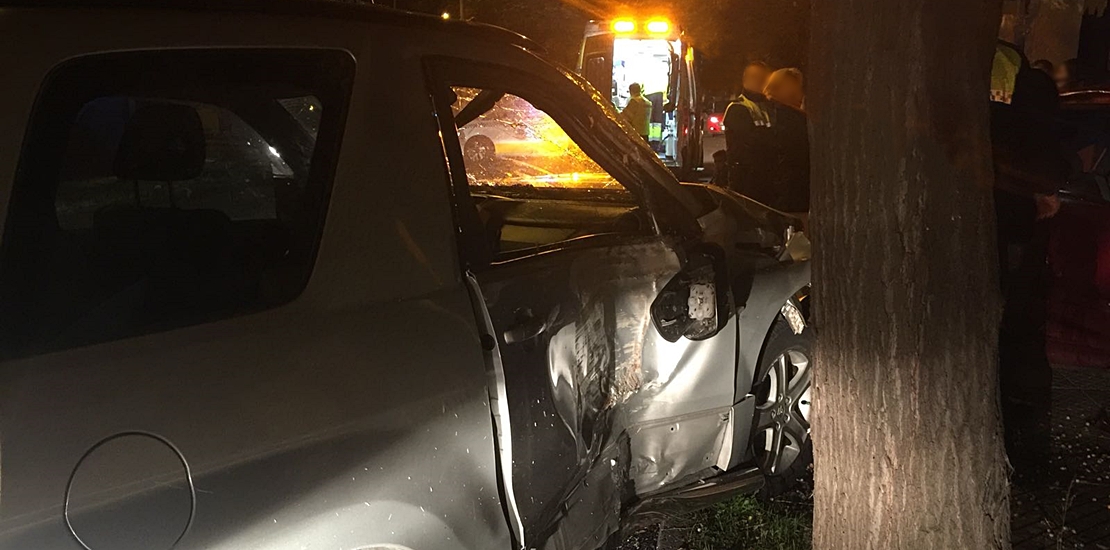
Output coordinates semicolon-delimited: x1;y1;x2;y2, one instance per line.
428;56;742;550
475;237;685;548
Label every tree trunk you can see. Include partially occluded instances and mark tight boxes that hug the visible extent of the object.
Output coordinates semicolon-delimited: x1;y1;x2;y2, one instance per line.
808;0;1011;549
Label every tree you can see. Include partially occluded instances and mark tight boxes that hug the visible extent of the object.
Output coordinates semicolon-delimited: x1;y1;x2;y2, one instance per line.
808;0;1011;548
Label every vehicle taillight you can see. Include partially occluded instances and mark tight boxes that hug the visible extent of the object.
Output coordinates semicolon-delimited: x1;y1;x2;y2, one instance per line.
706;114;723;134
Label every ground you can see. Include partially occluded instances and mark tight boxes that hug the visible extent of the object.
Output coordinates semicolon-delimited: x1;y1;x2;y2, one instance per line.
618;365;1110;550
1012;366;1110;549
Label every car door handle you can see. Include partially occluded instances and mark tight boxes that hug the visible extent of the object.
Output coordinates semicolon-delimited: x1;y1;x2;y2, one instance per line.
502;306;557;344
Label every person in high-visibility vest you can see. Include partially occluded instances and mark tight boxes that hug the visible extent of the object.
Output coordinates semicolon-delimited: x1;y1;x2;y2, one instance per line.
724;68;809;214
621;83;652;142
991;40;1067;479
991;41;1022;104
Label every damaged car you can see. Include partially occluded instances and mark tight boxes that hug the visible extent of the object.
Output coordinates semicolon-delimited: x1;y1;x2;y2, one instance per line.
0;2;813;550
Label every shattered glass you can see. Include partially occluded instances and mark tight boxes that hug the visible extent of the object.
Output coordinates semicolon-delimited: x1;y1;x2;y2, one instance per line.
451;87;622;190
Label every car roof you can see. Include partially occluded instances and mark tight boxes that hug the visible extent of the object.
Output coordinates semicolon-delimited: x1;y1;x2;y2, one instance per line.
0;0;545;53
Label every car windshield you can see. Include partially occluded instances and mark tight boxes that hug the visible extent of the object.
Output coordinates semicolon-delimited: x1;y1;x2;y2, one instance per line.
451;87;622;190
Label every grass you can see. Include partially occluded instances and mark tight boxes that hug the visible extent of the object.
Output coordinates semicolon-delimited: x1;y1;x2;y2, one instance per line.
683;493;813;550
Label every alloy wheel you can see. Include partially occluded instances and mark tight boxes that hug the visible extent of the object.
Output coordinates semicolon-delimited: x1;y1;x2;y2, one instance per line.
752;349;812;475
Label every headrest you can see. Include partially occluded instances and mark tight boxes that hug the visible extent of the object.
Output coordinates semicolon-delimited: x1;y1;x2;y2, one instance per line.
114;103;205;181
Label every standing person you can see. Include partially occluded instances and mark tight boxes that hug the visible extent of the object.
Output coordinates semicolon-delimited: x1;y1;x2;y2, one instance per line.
621;83;652;142
724;83;771;200
764;68;806;111
724;62;773;198
991;41;1067;478
724;66;810;214
764;69;810;215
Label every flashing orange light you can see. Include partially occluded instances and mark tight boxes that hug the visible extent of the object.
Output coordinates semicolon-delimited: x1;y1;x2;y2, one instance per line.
612;19;636;33
646;20;670;34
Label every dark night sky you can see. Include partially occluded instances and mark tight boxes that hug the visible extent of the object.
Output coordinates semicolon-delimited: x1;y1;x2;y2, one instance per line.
380;0;811;95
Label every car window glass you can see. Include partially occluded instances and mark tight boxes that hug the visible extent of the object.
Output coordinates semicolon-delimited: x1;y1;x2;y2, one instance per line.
0;50;353;358
451;87;622;190
56;98;304;230
445;86;650;259
278;96;323;139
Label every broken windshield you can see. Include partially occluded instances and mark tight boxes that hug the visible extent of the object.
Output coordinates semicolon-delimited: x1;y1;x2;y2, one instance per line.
451;86;623;190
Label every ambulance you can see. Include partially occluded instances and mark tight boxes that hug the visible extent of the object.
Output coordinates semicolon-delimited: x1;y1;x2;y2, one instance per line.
579;17;703;178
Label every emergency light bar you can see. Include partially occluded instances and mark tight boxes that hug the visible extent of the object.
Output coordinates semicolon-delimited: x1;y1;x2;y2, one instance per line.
611;18;672;35
612;19;636;33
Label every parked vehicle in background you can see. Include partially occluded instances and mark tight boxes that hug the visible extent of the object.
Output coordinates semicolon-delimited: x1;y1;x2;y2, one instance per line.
0;2;813;549
701;96;735;176
706;112;724;135
578;17;703;179
1050;89;1110;367
703;96;734;137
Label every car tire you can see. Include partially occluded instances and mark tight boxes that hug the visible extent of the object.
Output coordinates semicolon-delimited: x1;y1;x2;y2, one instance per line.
749;312;814;497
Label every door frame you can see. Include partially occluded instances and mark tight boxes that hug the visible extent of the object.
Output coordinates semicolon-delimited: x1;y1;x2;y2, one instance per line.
423;55;704;271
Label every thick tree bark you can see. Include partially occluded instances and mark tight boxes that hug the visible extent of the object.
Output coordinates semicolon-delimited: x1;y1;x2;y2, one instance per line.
809;1;1011;549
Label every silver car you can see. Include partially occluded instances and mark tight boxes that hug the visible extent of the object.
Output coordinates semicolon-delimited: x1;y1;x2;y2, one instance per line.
0;2;813;549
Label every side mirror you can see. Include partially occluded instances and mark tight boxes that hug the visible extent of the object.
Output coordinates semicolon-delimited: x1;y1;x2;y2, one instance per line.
651;249;728;342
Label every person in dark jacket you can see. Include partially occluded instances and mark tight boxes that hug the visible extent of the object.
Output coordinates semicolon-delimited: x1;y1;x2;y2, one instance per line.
723;67;809;214
991;41;1067;479
764;68;805;111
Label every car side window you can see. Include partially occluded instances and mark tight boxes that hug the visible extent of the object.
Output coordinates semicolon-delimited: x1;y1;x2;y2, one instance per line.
446;86;653;258
0;50;354;358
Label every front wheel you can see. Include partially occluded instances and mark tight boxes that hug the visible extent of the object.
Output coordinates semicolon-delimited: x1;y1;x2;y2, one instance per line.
750;313;814;495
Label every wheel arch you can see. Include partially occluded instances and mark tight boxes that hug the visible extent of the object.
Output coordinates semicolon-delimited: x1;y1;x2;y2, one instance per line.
725;261;810;471
733;261;811;409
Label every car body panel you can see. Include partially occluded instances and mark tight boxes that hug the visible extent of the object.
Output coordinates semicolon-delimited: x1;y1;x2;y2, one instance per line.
0;7;510;550
0;294;510;550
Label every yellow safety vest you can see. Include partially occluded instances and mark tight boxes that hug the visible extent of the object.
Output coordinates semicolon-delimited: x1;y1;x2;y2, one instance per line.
991;42;1022;104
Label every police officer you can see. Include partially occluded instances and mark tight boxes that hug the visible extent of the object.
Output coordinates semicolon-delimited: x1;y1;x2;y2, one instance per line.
991;40;1067;479
724;65;810;214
